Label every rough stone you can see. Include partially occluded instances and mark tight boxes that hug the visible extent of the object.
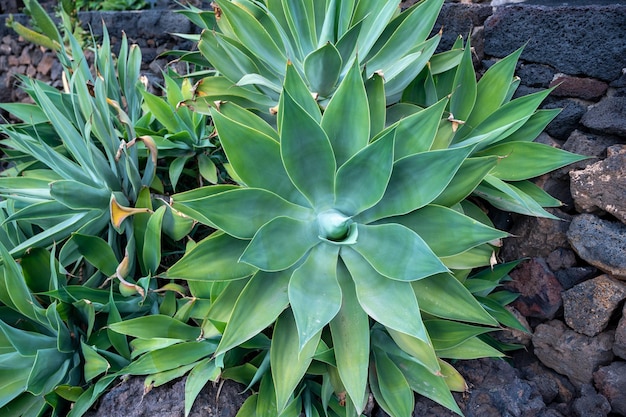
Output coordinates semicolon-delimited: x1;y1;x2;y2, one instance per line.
567;214;626;280
555;266;598;290
546;248;577;271
562;275;626;337
484;5;626;81
593;362;626;415
517;357;577;408
570;149;626;224
542;98;587;141
84;376;249;417
549;74;608;101
432;4;493;51
571;384;611;417
517;63;556;88
506;258;563;320
501;209;572;261
581;97;626;136
532;320;614;387
614;304;626;360
494;306;532;346
556;130;623;177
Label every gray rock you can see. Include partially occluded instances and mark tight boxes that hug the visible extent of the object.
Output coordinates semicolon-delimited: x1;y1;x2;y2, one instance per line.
556;130;623;177
542;98;587;141
567;214;626;280
546;248;577;271
433;4;493;51
562;274;626;337
84;376;249;417
614;304;626;360
518;360;577;407
506;258;563;320
517;63;556;88
570;146;626;224
581;97;626;136
594;361;626;415
484;5;626;81
532;320;614;387
572;384;611;417
555;266;598;290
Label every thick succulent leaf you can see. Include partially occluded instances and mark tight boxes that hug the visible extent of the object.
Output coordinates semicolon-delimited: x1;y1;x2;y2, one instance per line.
449;42;476;123
282;63;322;123
440;244;494;270
359;145;474;222
166;233;257;281
365;72;386;138
390;353;463;416
321;60;370;166
214;0;287;74
477;141;587;181
412;273;498;326
511;180;562;208
425;320;496;351
390;205;508;257
178;188;313;239
185;358;220;417
271;309;321;412
351;223;447;281
329;262;369;413
71;234;118;277
49;180;111;210
218;101;278;140
372;346;414;417
171;185;239;226
334;130;394;215
124;341;218;375
474;175;557;218
304;44;342;98
81;342;110;382
241;217;319;271
431;156;498;207
216;270;290;356
385;328;439;373
108;315;201;340
393;98;448;159
184;76;275;113
289;243;341;349
499;108;560;143
342;247;429;343
280;91;335;209
280;0;316;55
143;206;165;275
435;336;505;360
26;348;71;396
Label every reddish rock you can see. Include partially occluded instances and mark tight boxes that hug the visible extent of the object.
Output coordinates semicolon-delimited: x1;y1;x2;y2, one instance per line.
593;362;626;416
562;275;626;337
36;53;56;76
506;258;563;320
549;74;608;101
533;320;614;388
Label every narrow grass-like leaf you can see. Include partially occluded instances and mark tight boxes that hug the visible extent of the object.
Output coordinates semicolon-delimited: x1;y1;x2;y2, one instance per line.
217;270;290;356
166;233;257;281
271;309;321;412
342;248;429;343
241;217;319;271
329;262;369;413
289;243;341;349
351;224;447;281
334;131;394;215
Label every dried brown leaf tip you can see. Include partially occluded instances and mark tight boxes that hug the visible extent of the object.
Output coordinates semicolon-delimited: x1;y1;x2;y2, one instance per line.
211;2;222;19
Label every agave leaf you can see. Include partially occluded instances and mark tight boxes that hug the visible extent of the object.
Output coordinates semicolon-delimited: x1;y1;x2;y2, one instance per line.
384;328;439;373
241;217;319;271
216;270;290;356
271;309;321;412
185;77;275;113
478;141;587;181
166;233;257;281
71;234;118;277
81;343;110;383
304;42;343;98
372;346;414;417
435;336;505;360
185;358;221;417
143;206;165;275
198;30;258;84
365;72;386;138
329;262;369;413
289;243;341;349
477;296;529;332
449;40;476;123
281;0;317;56
393;97;448;159
440;244;494;270
510;180;562;207
25;348;71;396
431;156;498;207
359;145;474;222
350;223;447;281
108;315;202;340
425;320;496;351
124;341;218;375
342;247;429;343
412;273;498;326
390;205;508;257
280;91;335;209
321;60;369;166
334;130;394;215
498;108;560;143
282;63;322;123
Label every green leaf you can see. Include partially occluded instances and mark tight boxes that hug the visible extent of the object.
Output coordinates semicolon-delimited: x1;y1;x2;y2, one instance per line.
474;175;557;218
282;63;322;123
81;343;110;382
412;273;498;326
372;347;414;417
26;348;71;396
385;328;440;373
166;233;257;281
108;315;202;340
449;41;476;123
365;72;386;138
359;145;474;222
351;223;447;281
304;43;343;97
510;180;562;208
124;341;217;375
499;109;560;143
289;243;341;349
71;234;118;277
431;156;498;207
329;262;369;413
390;205;508;257
342;247;428;343
334;130;394;215
280;91;335;209
393;98;448;159
49;180;110;210
241;217;319;271
426;320;496;350
435;336;505;360
179;188;313;239
271;309;321;412
321;60;370;166
143;206;165;275
185;358;221;417
477;141;587;181
217;270;291;356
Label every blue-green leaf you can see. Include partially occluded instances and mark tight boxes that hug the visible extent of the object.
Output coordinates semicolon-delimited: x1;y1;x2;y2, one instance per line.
304;43;343;98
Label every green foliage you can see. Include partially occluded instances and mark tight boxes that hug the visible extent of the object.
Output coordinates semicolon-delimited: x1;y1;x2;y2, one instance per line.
76;0;149;11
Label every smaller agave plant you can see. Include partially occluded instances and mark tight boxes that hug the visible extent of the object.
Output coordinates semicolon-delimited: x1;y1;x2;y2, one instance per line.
165;54;584;416
176;0;445;114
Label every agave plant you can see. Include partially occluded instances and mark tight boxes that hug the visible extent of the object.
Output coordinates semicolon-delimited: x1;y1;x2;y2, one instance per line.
163;47;585;415
176;0;445;114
